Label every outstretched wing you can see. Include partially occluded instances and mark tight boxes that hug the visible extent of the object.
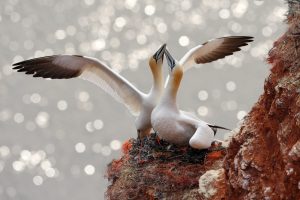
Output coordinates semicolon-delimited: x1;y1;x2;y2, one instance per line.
13;55;144;116
179;36;253;71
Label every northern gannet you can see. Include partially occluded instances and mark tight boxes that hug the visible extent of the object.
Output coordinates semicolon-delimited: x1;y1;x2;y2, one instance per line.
151;36;253;149
13;44;166;138
151;49;221;149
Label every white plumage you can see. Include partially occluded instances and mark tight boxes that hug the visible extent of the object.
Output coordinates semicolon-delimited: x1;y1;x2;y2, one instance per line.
13;44;167;138
152;36;253;149
151;50;215;149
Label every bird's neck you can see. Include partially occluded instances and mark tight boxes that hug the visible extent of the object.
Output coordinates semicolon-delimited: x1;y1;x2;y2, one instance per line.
160;73;181;108
149;64;164;99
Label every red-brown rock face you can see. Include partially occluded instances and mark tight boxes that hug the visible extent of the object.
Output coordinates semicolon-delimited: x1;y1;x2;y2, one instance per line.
224;2;300;199
106;2;300;199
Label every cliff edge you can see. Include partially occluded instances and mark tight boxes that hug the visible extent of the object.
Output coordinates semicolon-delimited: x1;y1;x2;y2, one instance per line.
224;1;300;199
106;1;300;199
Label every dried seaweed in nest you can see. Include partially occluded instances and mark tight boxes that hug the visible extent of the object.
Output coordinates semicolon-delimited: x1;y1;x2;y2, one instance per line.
129;133;211;164
106;133;226;200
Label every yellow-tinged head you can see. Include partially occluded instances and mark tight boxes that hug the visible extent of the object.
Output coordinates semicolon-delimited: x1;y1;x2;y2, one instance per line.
165;48;183;84
149;43;166;70
163;48;184;102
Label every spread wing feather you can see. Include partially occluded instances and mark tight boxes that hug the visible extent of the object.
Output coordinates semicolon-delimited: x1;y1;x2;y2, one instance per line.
179;36;253;71
13;55;144;115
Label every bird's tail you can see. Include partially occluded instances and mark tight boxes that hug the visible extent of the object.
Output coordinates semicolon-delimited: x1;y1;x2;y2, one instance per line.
208;124;231;136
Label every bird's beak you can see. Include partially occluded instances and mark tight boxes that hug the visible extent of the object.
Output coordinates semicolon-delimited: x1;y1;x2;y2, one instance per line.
164;49;176;70
153;43;166;63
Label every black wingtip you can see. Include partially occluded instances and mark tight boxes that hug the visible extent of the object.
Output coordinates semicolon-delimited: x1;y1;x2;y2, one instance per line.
11;55;83;79
12;62;24;67
224;36;254;42
12;65;22;69
12;59;31;66
230;36;254;39
238;36;254;42
242;36;254;42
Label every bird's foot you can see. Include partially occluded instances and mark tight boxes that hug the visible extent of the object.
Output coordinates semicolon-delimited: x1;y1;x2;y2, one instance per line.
206;141;226;160
211;139;224;148
155;135;162;146
208;140;226;152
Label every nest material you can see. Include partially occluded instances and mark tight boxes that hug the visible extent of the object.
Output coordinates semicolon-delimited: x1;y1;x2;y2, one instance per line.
106;133;225;200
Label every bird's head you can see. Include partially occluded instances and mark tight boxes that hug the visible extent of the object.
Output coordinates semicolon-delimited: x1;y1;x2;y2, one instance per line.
165;48;183;80
149;43;166;69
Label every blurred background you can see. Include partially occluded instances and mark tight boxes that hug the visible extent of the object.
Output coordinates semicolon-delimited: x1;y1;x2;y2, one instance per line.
0;0;287;199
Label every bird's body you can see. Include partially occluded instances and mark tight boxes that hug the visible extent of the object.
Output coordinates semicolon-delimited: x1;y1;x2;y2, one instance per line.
151;58;214;149
13;44;166;138
152;36;253;149
134;92;161;136
152;108;197;146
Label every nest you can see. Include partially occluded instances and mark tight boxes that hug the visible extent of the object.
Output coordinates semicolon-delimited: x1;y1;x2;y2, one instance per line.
106;133;226;200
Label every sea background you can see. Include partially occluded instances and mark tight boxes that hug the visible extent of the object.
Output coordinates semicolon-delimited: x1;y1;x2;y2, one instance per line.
0;0;287;199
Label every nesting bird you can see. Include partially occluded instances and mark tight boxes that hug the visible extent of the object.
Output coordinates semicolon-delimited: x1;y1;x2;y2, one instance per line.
13;36;253;149
151;36;253;149
13;44;166;138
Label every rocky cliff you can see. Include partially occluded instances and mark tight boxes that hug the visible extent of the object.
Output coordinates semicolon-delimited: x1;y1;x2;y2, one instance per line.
224;0;300;199
106;1;300;199
106;134;226;199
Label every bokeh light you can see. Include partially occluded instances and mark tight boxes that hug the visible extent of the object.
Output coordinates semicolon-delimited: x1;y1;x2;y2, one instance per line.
0;0;287;199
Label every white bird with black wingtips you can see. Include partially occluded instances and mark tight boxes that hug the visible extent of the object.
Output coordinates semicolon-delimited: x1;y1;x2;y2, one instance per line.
151;49;223;149
152;36;253;149
13;44;167;138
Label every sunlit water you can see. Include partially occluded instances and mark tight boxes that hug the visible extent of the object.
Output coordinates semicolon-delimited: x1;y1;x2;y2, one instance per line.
0;0;287;199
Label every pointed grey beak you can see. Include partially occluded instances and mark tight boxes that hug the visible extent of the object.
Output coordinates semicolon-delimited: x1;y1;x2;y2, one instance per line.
153;43;166;63
164;49;176;70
